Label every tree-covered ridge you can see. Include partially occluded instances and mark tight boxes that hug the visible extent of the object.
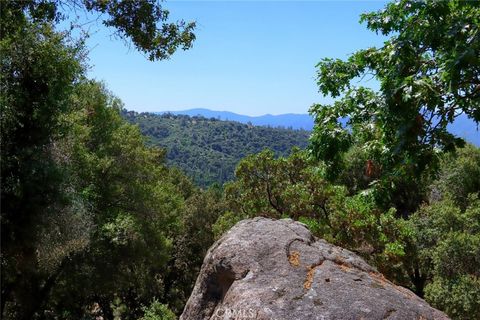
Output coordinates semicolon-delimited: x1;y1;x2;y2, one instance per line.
122;110;310;187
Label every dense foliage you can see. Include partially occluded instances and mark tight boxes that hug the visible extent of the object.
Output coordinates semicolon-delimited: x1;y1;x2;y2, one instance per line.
1;18;85;320
123;111;310;187
0;24;218;316
218;144;480;319
221;150;412;284
0;2;208;319
310;0;480;214
0;28;208;314
0;0;195;61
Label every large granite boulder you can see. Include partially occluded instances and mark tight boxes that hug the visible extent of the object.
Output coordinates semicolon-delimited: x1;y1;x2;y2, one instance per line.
181;218;448;320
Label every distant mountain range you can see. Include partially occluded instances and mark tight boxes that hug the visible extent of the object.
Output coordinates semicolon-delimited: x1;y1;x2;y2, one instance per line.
155;108;314;130
156;108;479;146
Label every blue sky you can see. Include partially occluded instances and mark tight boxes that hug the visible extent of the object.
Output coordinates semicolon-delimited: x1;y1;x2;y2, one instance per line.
85;1;388;116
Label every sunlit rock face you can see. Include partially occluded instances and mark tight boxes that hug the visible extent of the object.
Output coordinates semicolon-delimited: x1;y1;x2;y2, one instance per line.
181;217;449;320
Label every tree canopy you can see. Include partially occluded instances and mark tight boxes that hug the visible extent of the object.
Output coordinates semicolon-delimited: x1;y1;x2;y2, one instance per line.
0;0;196;61
0;2;199;318
310;0;479;188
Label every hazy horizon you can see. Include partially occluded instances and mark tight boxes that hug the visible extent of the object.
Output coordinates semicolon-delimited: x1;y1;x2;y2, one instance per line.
152;107;311;117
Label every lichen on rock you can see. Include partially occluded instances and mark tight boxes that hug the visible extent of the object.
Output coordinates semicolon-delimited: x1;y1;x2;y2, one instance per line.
180;218;449;320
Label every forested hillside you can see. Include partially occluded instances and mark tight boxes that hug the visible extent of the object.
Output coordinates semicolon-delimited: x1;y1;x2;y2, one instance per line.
122;110;310;186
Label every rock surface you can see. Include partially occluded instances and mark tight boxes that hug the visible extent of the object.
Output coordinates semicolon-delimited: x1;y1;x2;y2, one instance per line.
181;218;449;320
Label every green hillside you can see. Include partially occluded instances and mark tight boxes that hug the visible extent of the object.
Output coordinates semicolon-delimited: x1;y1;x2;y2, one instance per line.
122;110;310;186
